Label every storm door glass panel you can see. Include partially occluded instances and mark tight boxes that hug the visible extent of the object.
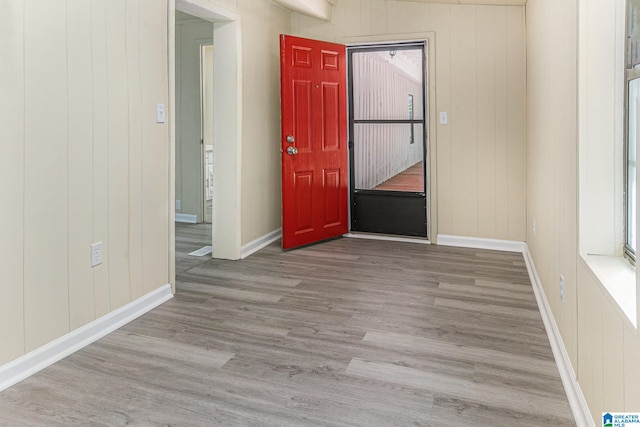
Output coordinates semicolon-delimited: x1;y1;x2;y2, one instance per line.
353;123;424;192
352;48;425;193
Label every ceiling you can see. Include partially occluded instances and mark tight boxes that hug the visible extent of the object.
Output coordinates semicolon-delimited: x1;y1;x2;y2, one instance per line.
175;10;196;22
369;49;423;83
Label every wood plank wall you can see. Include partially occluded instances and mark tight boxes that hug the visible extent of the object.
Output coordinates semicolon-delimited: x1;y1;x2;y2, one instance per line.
238;0;292;244
0;0;170;365
527;0;640;422
352;53;423;189
293;0;526;241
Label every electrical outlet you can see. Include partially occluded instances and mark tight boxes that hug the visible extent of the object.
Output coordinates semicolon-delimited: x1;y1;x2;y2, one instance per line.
559;275;565;303
533;218;537;237
91;242;103;268
439;112;448;124
176;199;181;210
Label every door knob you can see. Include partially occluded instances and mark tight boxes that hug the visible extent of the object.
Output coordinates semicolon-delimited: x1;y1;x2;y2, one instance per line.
287;135;295;143
287;146;298;155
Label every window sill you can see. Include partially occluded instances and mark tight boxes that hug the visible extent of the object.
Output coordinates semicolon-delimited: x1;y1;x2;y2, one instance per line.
582;254;637;328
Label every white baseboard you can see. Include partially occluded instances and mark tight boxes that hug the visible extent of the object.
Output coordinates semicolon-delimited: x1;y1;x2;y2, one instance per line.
175;213;197;224
437;234;526;253
522;246;594;427
241;228;282;259
0;284;173;392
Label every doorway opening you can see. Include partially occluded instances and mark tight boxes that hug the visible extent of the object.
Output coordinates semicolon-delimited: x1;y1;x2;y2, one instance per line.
348;42;428;238
171;1;242;271
200;44;214;224
174;11;214;273
175;11;212;225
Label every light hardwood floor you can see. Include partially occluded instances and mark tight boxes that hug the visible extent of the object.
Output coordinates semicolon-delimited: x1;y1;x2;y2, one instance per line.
175;222;213;274
0;224;575;426
374;161;424;192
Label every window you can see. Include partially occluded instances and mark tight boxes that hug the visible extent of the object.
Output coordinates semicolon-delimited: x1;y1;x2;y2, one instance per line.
625;0;640;261
578;0;636;327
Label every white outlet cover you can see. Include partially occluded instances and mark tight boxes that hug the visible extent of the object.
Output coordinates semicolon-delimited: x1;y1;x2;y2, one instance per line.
439;112;448;124
91;242;103;267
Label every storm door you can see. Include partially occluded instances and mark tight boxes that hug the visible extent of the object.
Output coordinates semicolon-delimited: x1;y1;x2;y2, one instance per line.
349;43;428;237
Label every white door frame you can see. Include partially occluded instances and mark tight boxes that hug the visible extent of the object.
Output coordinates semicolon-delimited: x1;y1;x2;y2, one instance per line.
169;0;243;287
340;32;438;242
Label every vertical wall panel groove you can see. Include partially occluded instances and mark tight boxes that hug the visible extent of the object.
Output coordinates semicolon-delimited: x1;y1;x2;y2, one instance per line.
0;0;26;364
91;0;111;318
141;0;169;294
477;7;497;238
494;6;509;240
24;0;70;351
106;0;132;310
125;0;145;300
431;4;453;236
239;0;292;243
67;0;96;330
450;5;479;237
506;7;526;241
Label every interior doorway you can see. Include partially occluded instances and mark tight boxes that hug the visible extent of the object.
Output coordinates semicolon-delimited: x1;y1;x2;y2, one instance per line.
175;11;212;225
348;42;428;238
201;44;214;224
171;1;242;267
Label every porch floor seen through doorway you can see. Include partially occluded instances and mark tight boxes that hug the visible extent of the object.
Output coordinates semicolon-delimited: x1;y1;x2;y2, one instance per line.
374;161;424;192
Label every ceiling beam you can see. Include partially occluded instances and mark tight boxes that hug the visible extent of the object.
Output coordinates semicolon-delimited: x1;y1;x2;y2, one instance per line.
401;0;526;5
274;0;526;23
272;0;335;21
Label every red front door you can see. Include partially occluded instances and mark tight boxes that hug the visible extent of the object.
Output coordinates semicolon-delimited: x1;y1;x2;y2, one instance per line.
280;35;348;250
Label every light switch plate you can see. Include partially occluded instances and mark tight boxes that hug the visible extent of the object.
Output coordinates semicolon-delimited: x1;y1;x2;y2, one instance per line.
156;103;166;123
439;112;448;124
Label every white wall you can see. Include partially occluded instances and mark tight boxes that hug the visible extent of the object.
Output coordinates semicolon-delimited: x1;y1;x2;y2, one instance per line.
175;14;213;222
0;0;170;365
526;0;579;392
527;0;640;422
292;0;527;241
238;0;291;244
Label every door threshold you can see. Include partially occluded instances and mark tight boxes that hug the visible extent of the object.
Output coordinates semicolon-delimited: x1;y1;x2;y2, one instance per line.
344;232;431;245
